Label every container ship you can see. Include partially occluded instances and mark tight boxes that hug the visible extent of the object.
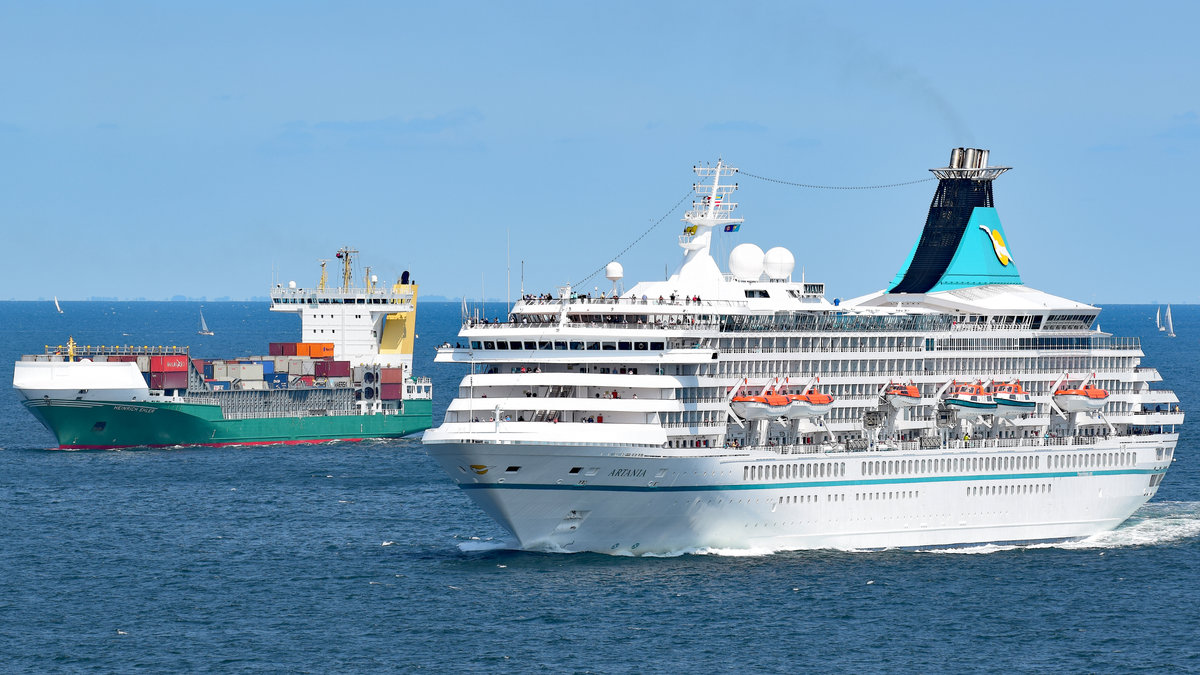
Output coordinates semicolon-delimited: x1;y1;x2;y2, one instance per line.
423;149;1180;554
14;248;433;449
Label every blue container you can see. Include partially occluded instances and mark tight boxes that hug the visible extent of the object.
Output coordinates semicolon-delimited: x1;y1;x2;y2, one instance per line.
142;372;152;386
203;364;214;379
259;360;275;375
208;381;231;391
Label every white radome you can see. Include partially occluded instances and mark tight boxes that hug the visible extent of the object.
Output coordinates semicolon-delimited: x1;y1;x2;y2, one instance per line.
729;243;765;281
763;247;795;280
605;261;624;283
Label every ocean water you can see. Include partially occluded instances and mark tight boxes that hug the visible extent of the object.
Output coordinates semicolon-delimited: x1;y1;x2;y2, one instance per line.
1;301;1198;673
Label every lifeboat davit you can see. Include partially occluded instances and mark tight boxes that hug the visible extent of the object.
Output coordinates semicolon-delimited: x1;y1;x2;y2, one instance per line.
942;382;996;420
731;393;792;420
883;383;921;409
1054;384;1108;413
988;381;1035;419
785;387;834;419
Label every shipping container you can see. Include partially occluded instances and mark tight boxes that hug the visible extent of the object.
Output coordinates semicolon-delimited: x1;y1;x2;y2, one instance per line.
151;354;189;372
327;361;351;378
329;376;352;388
269;342;285;356
238;380;268;391
208;380;231;391
191;358;206;373
150;372;164;389
212;364;229;380
295;343;311;357
282;342;298;356
380;367;406;384
258;360;275;375
137;355;151;372
300;375;314;386
92;355;108;362
228;363;264;380
301;361;315;376
287;360;304;376
313;360;330;377
203;363;214;379
380;383;404;400
273;357;290;374
162;371;188;389
352;366;365;383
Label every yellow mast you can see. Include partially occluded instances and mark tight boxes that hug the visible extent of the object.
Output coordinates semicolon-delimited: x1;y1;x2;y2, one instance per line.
317;260;328;292
338;246;358;291
365;266;374;294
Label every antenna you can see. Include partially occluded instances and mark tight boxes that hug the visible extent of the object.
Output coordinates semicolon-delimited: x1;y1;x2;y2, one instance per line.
318;260;328;292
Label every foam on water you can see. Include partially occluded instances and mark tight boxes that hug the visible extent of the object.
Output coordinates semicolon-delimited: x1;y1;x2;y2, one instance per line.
923;501;1200;554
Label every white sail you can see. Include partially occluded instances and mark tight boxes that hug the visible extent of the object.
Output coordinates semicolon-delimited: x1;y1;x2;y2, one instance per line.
1166;305;1175;338
197;309;214;335
1157;306;1163;331
54;296;62;314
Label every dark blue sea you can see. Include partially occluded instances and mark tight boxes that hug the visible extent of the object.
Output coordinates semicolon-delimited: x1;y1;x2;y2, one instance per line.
1;301;1197;673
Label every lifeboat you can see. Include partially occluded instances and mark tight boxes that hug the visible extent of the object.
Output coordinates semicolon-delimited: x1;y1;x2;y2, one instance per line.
731;393;792;420
942;382;996;420
1054;383;1109;413
785;387;834;419
883;382;921;409
988;381;1035;419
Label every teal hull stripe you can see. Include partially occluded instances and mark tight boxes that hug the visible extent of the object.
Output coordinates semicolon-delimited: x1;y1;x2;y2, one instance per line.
461;468;1160;493
945;400;997;409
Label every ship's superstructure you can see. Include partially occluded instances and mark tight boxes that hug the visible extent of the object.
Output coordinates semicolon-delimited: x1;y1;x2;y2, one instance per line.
423;151;1181;554
14;248;432;449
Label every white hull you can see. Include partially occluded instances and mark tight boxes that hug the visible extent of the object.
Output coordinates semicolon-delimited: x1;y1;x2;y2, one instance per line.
426;435;1175;554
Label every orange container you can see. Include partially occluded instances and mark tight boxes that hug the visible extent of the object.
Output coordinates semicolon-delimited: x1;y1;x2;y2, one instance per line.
295;343;312;357
380;368;405;384
311;343;334;358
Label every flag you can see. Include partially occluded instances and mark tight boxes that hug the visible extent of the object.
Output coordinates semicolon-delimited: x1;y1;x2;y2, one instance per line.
724;224;740;232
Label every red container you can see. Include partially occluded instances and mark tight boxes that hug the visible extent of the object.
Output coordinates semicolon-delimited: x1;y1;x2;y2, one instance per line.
152;354;188;372
381;383;404;400
269;343;284;356
191;358;206;373
110;355;136;362
162;371;188;389
282;343;298;356
313;361;329;377
380;368;405;384
327;361;350;378
150;372;165;389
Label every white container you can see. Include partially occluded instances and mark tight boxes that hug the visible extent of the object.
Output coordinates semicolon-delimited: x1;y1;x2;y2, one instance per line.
136;355;151;371
301;361;315;376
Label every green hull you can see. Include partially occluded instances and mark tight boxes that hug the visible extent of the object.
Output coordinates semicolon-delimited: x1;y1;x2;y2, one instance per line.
22;398;433;449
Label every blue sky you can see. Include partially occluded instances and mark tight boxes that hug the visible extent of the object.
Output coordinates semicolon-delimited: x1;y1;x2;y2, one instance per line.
2;2;1197;303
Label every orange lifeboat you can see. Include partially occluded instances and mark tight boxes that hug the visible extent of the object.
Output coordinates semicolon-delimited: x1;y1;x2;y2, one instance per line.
942;381;996;420
1054;383;1108;413
731;392;792;420
785;387;834;418
988;380;1035;418
883;382;921;409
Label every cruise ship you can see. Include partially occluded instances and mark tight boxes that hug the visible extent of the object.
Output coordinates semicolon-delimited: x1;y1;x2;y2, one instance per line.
423;149;1181;554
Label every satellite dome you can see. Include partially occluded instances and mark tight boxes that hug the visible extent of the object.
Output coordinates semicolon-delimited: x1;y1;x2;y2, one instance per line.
729;244;765;281
763;247;796;280
288;280;297;289
605;261;624;282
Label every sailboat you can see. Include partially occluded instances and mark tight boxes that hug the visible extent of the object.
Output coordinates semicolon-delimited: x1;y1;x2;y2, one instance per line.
197;308;214;336
1165;305;1176;338
54;296;63;314
1157;306;1165;331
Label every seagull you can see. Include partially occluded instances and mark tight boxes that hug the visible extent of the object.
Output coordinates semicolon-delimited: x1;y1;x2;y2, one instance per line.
979;225;1014;265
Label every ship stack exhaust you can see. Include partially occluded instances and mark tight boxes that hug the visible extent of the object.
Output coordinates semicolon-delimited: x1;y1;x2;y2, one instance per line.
889;148;1011;294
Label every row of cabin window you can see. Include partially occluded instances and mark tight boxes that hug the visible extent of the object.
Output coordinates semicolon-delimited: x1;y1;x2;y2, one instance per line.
1048;451;1135;469
470;340;666;352
863;455;1041;477
856;490;918;501
744;462;846;481
967;483;1051;496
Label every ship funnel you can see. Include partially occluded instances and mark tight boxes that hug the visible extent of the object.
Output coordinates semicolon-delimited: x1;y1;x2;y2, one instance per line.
888;148;1020;294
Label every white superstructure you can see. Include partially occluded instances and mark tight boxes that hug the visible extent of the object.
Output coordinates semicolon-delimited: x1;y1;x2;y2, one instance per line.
423;150;1181;554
